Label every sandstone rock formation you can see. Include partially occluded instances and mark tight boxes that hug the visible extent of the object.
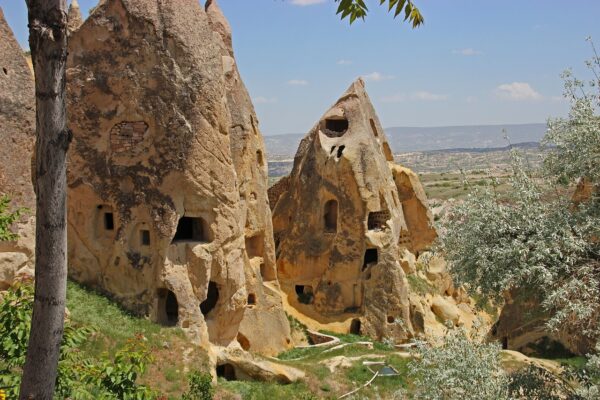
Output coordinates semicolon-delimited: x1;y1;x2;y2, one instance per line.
206;0;290;355
0;8;36;289
67;0;84;35
216;347;305;383
491;289;593;356
270;80;438;342
66;0;289;353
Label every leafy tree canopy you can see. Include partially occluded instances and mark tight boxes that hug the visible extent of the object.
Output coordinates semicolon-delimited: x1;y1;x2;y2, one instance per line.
335;0;424;26
440;44;600;341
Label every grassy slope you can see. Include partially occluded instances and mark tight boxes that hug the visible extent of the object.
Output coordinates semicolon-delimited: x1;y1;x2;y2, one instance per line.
67;281;412;399
223;332;411;400
65;281;587;400
66;281;210;399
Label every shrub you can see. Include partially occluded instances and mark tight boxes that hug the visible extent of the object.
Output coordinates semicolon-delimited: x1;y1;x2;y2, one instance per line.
182;371;214;400
576;343;600;399
508;365;573;399
0;195;25;241
396;324;509;400
0;283;154;399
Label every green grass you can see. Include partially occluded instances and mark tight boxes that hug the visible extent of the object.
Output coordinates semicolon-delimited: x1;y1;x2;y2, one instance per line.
407;274;435;295
557;356;588;371
61;280;447;399
346;355;410;394
218;381;320;400
66;281;183;357
273;329;413;399
65;280;209;397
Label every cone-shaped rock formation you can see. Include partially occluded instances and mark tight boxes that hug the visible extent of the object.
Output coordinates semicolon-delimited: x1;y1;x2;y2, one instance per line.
206;0;291;355
66;0;290;352
270;79;437;341
67;0;84;35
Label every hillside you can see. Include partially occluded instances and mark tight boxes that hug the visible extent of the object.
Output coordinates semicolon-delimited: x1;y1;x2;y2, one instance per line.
264;123;547;159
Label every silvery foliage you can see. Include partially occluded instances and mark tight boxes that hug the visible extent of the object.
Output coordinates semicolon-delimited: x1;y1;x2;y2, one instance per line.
440;40;600;341
577;343;600;399
394;322;509;400
544;37;600;183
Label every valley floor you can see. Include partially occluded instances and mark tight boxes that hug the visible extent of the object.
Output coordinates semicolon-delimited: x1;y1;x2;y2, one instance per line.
63;280;585;400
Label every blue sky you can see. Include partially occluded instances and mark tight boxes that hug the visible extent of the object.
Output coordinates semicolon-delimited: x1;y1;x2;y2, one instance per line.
2;0;599;135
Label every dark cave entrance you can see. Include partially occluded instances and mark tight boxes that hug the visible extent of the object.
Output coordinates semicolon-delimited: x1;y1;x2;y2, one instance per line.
200;281;219;316
350;319;361;335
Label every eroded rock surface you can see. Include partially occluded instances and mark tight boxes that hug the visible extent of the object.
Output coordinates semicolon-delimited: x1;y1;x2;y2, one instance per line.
270;80;438;342
66;0;283;350
0;8;36;288
216;346;305;383
67;0;84;35
492;289;593;356
206;0;291;355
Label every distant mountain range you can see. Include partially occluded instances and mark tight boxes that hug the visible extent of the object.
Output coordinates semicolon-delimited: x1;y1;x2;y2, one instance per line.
264;123;547;158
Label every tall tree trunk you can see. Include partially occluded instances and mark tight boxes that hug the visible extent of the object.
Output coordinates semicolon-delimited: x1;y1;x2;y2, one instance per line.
19;1;69;398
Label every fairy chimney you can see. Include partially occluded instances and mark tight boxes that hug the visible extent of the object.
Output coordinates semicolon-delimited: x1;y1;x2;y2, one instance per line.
206;0;291;355
270;80;437;341
67;0;84;35
66;0;250;348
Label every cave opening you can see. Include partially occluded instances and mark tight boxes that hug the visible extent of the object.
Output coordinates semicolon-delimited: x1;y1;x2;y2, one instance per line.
172;216;210;243
363;248;378;270
350;318;361;335
325;118;348;134
216;363;236;381
104;212;114;230
200;281;219;316
157;289;178;326
323;199;338;233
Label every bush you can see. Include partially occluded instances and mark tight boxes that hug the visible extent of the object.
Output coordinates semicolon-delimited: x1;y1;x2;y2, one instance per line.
182;371;214;400
508;365;573;399
440;41;600;341
0;195;25;241
576;343;600;399
0;283;154;399
396;324;509;400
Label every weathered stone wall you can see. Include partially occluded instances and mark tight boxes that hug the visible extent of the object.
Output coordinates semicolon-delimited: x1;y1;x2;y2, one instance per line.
390;165;437;255
109;121;148;154
267;176;290;211
66;0;247;348
0;8;36;289
206;0;290;355
0;8;35;212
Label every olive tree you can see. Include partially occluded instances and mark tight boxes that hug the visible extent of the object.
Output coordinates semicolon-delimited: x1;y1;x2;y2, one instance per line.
395;324;509;400
440;44;600;340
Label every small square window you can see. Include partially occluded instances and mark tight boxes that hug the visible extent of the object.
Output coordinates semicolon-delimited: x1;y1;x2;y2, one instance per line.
141;230;150;246
104;213;114;230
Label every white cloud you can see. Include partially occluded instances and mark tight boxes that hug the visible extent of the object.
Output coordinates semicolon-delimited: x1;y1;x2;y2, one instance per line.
412;91;448;101
452;48;483;56
381;91;448;103
495;82;542;101
362;72;395;82
290;0;326;5
381;93;406;103
253;96;278;104
337;59;353;65
287;79;309;86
